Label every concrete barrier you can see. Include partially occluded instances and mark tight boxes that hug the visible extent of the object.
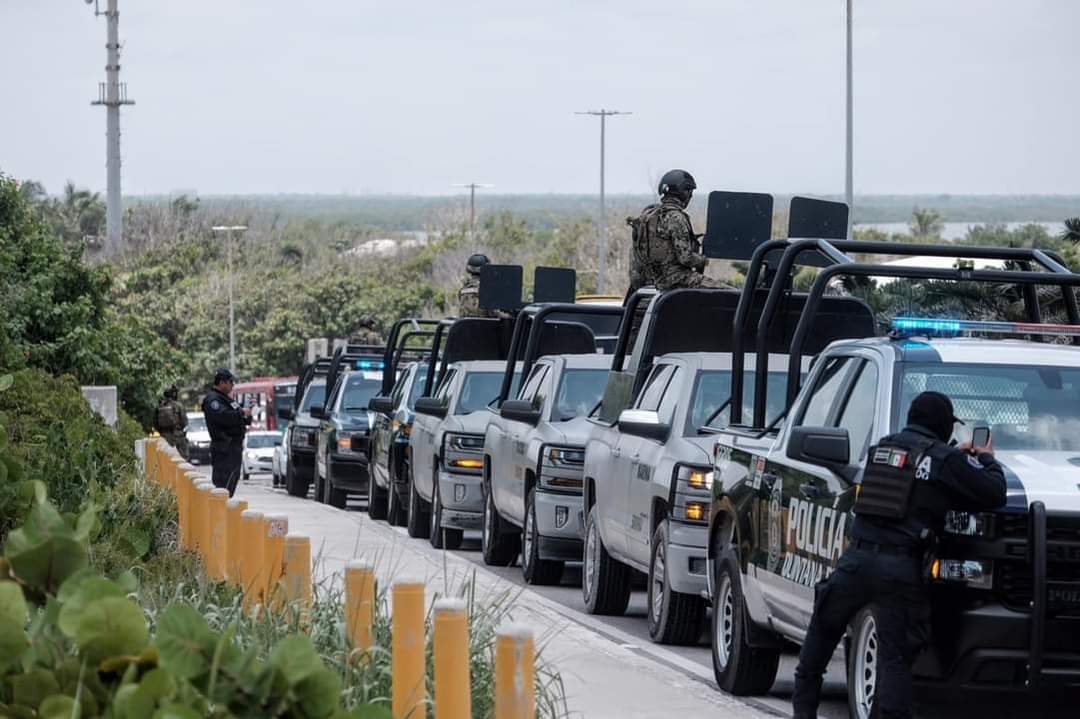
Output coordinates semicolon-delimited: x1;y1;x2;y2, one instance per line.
282;533;312;613
225;498;248;584
392;578;426;719
240;509;265;607
192;481;213;559
434;598;471;719
495;624;535;719
208;488;230;581
345;561;376;658
263;514;289;604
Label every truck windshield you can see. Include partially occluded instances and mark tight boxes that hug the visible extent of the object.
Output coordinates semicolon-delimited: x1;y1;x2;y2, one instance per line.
300;382;326;413
341;375;382;412
457;371;508;415
554;369;609;421
696;371;791;434
407;367;429;410
898;363;1080;450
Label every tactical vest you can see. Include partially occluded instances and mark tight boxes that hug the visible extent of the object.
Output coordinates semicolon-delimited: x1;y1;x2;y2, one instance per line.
854;436;938;520
630;203;689;284
155;403;177;431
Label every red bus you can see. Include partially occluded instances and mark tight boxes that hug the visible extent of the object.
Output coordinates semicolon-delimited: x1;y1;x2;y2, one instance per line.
232;376;298;432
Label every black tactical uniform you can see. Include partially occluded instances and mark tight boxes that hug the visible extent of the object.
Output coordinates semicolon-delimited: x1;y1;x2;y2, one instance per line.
792;391;1006;719
202;369;251;497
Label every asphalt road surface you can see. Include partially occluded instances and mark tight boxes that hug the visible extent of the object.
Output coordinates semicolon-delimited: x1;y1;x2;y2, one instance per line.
238;471;1076;719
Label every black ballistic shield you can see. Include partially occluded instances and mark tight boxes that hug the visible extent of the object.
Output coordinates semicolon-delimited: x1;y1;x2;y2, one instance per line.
533;267;577;304
702;191;774;260
479;264;523;311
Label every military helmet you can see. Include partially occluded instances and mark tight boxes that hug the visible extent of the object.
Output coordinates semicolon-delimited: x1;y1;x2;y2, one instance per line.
358;316;376;329
164;384;180;399
658;169;697;200
466;253;490;276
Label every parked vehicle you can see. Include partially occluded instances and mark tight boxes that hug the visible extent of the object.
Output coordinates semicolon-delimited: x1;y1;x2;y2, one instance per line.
313;360;384;508
284;373;328;498
242;430;282;480
272;423;290;488
185;411;211;465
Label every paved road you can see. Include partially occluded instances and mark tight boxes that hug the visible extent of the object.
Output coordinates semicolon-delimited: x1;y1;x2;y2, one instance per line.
234;471;1076;719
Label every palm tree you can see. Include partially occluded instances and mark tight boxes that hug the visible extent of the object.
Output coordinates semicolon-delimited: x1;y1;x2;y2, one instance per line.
48;181;105;246
1062;217;1080;244
909;207;945;240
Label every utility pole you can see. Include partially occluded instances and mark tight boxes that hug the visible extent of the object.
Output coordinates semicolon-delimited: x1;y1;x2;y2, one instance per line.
845;0;854;237
88;0;134;255
576;109;630;294
452;183;493;238
212;226;248;372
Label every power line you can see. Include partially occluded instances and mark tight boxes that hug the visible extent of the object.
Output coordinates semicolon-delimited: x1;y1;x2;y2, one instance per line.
576;109;630;294
451;183;494;238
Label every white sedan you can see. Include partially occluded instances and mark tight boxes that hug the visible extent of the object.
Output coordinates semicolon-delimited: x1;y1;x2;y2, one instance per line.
243;431;283;481
272;424;291;488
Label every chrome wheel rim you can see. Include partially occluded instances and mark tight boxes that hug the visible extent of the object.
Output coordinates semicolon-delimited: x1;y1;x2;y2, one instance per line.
650;541;666;623
854;614;877;719
523;500;534;570
584;515;598;601
715;574;735;669
482;491;492;550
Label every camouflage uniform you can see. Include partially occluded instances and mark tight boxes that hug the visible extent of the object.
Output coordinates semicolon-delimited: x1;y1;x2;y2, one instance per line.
352;328;383;346
459;274;496;318
628;196;726;292
154;398;189;457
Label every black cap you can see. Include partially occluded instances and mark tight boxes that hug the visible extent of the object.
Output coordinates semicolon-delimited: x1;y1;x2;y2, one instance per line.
907;391;963;441
214;368;237;385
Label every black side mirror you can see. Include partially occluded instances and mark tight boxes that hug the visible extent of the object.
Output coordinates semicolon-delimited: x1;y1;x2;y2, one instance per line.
414;397;448;419
279;408;294;421
369;395;394;414
309;405;325;420
500;399;541;426
787;426;852;475
617;409;670;442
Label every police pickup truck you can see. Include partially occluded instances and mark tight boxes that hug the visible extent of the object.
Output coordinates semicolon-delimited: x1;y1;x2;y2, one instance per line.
368;319;437;526
481;302;621;584
283;357;331;498
708;238;1080;718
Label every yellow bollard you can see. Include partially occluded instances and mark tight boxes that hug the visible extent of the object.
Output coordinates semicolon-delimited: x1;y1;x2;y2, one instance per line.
433;598;471;719
208;488;230;581
145;440;158;484
192;482;213;561
345;561;377;658
281;533;312;613
392;578;427;719
174;461;195;495
239;509;265;606
224;498;249;584
495;624;535;719
263;514;289;605
180;472;200;551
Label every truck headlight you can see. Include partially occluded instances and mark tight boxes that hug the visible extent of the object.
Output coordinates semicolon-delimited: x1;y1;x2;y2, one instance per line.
546;447;585;465
930;559;994;590
444;433;484;474
446;434;484;452
943;511;993;537
292;428;317;447
671;464;712;524
336;430;368;454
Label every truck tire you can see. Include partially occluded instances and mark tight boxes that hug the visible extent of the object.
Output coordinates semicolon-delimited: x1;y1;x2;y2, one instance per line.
367;469;388;520
406;474;430;539
314;469;326;505
387;477;406;527
481;482;520;566
522;489;563;585
285;463;309;498
846;605;879;719
582;505;631;616
326;475;347;510
711;549;780;695
429;476;463;550
648;521;705;645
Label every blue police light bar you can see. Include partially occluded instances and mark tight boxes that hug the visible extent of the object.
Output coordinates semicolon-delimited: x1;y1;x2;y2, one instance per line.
893;317;1080;338
355;359;385;369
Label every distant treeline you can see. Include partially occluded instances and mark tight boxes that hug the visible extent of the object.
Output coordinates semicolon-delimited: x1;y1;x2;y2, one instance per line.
125;193;1080;231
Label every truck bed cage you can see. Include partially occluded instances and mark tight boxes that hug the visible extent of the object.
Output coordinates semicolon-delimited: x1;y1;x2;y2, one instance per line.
422;317;515;398
293;357;333;412
494;303;623;406
327;346;386;398
732;238;1080;428
380;318;441;395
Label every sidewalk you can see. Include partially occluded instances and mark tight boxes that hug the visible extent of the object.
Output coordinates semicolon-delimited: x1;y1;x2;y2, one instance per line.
230;480;769;719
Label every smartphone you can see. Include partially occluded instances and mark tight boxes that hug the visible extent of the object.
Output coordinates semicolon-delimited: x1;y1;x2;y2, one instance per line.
971;426;990;449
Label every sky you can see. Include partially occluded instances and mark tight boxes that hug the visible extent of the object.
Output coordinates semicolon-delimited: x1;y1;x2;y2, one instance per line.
3;0;1079;197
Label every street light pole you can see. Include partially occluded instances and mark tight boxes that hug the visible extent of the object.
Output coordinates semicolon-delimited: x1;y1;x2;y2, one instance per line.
451;183;493;238
212;225;248;372
576;109;630;293
845;0;854;237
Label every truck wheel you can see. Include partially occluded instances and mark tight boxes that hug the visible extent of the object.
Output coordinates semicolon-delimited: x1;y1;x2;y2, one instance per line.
387;479;406;527
429;476;463;550
314;470;326;504
711;549;780;695
582;505;631;616
285;464;306;498
846;606;879;719
406;476;430;539
367;470;388;520
522;489;563;586
327;476;348;510
481;483;520;566
648;521;705;645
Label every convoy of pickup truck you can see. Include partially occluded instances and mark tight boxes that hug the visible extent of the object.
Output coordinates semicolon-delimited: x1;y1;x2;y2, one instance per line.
272;228;1080;718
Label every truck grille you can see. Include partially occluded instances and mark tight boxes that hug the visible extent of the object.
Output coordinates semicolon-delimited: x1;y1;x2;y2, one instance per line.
997;513;1080;615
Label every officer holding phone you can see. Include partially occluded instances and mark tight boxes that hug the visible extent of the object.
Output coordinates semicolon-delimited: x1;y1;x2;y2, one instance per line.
792;391;1007;719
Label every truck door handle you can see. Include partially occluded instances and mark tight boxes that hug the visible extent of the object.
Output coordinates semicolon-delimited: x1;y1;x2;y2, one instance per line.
631;453;640;462
612;448;622;458
799;483;820;500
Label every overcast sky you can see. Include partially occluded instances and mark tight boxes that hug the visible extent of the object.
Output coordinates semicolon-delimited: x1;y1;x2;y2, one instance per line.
4;0;1078;196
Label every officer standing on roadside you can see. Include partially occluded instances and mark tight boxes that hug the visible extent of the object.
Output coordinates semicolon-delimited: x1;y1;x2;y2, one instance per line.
153;385;189;457
791;391;1006;719
202;368;252;497
627;169;728;294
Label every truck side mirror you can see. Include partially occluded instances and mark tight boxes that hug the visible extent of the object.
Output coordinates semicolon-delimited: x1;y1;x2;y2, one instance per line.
617;409;670;442
500;399;541;425
309;405;325;420
787;426;850;469
414;397;448;419
369;395;394;414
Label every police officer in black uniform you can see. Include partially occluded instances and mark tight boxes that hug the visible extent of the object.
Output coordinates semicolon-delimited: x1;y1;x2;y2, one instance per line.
202;369;252;497
792;391;1006;719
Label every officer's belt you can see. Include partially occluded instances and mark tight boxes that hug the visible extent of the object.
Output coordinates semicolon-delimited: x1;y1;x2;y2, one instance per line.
851;539;922;557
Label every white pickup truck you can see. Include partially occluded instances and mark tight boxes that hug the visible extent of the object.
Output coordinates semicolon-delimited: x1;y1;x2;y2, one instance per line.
482;353;611;584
